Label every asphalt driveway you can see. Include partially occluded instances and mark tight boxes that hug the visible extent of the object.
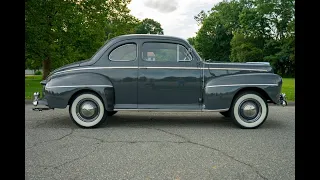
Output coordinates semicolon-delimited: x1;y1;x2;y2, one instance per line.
25;104;295;180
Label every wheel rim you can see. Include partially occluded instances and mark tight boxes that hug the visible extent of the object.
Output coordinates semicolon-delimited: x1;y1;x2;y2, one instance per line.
238;99;262;123
76;98;100;122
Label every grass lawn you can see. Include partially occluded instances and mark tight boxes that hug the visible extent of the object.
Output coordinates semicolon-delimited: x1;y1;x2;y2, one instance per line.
25;75;43;99
25;75;295;101
282;78;295;101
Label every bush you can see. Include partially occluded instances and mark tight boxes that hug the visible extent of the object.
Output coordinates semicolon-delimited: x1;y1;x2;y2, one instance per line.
34;70;42;75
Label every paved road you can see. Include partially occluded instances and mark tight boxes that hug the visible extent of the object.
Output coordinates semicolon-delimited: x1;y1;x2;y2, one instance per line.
25;105;295;180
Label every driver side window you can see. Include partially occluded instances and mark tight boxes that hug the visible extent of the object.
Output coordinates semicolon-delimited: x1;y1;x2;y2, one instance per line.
141;42;192;62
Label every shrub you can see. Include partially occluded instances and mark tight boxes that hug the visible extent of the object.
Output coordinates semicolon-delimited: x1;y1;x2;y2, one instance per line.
34;70;42;75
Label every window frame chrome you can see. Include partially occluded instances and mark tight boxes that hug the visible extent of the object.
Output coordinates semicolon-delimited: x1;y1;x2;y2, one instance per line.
177;44;192;62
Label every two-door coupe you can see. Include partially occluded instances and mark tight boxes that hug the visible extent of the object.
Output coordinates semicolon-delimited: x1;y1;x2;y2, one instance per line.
32;34;287;129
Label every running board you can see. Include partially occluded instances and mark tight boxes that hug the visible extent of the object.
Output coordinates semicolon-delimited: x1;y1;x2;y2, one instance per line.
113;108;229;112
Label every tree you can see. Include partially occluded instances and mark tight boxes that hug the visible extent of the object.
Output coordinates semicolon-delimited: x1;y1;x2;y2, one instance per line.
236;0;295;76
194;14;233;61
26;0;134;79
192;0;244;62
211;0;244;33
230;33;264;62
194;10;208;25
134;18;164;34
187;37;196;46
26;59;42;71
104;1;140;39
105;15;140;40
264;37;295;77
192;0;295;76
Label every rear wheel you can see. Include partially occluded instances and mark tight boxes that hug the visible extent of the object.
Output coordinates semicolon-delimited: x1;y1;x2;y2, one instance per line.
69;93;107;128
230;91;268;129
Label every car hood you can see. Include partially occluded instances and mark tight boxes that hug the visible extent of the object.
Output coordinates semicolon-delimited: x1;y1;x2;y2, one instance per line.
49;59;90;76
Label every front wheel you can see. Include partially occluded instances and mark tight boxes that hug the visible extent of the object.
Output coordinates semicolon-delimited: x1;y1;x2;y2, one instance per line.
230;91;268;129
69;93;107;128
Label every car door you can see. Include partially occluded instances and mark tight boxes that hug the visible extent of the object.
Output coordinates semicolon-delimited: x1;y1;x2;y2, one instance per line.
137;40;202;110
95;40;138;109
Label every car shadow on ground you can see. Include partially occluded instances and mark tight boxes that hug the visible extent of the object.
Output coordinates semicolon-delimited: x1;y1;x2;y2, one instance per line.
32;112;287;130
103;114;232;128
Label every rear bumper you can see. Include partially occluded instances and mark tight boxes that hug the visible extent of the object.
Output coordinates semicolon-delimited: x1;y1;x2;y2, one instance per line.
279;93;287;106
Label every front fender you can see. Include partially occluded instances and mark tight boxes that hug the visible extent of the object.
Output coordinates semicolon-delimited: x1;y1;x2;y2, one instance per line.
203;73;282;110
44;72;114;110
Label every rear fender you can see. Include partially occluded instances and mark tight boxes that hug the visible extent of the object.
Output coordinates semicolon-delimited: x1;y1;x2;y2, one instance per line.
203;73;282;110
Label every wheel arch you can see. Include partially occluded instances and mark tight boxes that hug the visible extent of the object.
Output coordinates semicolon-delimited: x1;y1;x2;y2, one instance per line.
231;87;271;106
68;88;109;110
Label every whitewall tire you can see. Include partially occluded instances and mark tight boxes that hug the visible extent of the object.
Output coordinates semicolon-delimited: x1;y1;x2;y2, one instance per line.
69;93;107;128
231;91;268;129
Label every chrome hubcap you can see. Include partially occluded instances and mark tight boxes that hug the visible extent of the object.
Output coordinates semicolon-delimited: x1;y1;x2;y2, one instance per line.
80;101;97;118
238;99;262;122
241;102;257;118
76;99;100;122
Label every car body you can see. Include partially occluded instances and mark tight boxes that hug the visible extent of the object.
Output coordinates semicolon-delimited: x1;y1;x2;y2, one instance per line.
33;34;287;128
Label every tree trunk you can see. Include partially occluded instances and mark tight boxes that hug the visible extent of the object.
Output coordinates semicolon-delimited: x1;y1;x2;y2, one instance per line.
42;56;51;80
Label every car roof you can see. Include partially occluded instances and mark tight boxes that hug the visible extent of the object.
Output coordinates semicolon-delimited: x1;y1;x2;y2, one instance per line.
110;34;189;43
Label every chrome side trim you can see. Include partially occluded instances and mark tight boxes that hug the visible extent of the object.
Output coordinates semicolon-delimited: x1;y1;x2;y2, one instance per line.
53;67;137;75
208;67;267;72
202;108;229;112
203;61;270;66
140;67;199;70
206;84;278;88
113;108;229;112
53;66;268;75
222;73;272;77
246;62;270;65
46;85;113;88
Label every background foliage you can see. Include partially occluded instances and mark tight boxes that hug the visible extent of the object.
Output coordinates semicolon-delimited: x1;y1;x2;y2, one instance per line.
26;0;164;79
188;0;295;77
26;0;295;79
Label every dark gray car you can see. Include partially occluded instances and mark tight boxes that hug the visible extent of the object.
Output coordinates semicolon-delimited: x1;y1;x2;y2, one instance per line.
32;34;287;129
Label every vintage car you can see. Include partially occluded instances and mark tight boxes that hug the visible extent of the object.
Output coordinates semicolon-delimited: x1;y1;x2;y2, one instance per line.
32;34;287;129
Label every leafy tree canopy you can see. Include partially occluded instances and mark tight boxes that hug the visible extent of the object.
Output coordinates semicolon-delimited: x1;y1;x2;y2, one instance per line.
26;0;164;79
188;0;295;77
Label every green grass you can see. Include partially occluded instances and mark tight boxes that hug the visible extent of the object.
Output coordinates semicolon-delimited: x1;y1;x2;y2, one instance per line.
25;75;43;99
25;75;295;101
282;78;295;101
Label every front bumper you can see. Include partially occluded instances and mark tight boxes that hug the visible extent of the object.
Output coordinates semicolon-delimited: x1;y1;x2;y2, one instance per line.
32;92;51;111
